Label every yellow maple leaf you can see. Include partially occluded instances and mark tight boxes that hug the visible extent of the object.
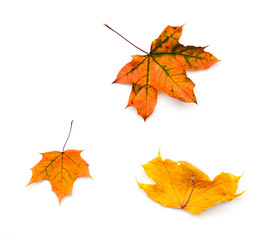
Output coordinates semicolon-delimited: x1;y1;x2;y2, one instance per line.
138;151;244;214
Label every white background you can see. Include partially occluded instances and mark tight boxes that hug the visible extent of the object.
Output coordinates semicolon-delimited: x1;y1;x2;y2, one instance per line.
0;0;276;239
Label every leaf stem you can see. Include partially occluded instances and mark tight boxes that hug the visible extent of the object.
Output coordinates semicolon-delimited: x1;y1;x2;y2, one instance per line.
62;120;74;153
181;176;195;209
104;24;149;55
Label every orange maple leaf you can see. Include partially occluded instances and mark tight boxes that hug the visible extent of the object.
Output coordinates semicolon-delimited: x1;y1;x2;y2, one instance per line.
137;151;244;214
106;24;219;120
27;121;92;204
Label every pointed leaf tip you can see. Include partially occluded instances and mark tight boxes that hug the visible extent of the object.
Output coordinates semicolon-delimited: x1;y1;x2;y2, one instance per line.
157;149;162;159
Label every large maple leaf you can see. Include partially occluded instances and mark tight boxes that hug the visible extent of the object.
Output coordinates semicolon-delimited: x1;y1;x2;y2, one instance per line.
27;121;92;204
137;151;244;214
106;24;219;120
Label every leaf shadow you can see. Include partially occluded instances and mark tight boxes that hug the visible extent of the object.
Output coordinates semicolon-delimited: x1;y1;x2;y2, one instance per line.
155;90;197;113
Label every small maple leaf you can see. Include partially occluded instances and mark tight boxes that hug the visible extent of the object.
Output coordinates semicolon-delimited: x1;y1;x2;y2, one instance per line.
27;121;92;204
105;24;219;120
137;151;244;214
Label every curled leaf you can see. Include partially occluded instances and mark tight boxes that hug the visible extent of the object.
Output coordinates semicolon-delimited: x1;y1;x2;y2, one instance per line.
138;151;244;214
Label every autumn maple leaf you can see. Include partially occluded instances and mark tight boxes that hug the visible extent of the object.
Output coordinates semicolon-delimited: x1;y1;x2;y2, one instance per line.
105;24;219;120
27;121;92;204
137;151;244;214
